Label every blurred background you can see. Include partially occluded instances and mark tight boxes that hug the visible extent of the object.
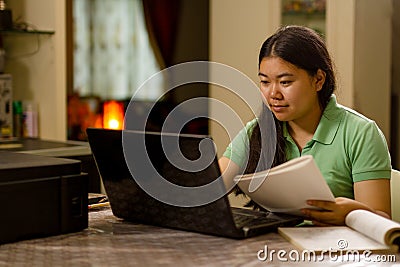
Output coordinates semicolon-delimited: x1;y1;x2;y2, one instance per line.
2;0;399;169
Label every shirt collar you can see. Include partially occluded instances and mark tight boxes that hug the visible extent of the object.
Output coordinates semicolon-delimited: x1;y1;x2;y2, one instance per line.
283;95;344;145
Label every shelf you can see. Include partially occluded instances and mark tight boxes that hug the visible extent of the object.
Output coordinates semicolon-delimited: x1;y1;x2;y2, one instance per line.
0;29;55;35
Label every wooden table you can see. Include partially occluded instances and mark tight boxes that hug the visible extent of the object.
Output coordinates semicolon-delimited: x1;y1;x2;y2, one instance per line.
0;207;398;266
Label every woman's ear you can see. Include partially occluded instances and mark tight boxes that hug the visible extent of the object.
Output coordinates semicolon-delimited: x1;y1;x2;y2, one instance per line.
315;69;326;92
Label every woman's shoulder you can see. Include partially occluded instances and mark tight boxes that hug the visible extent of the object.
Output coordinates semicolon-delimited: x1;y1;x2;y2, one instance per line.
245;117;258;129
336;104;387;145
228;118;258;140
339;105;374;123
324;96;384;139
322;94;374;129
338;104;380;132
235;117;257;133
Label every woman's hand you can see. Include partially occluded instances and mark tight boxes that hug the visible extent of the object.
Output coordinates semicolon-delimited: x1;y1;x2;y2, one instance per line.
302;179;391;226
301;197;374;226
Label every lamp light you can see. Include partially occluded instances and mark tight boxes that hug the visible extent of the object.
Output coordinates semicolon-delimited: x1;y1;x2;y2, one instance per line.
103;100;124;130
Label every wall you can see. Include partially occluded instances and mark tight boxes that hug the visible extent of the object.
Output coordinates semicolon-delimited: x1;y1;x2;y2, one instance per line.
325;0;355;108
5;0;66;141
354;0;392;141
392;0;400;168
326;0;392;141
209;0;280;157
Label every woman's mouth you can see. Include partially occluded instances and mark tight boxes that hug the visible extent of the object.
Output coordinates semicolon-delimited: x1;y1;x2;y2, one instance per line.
270;104;288;112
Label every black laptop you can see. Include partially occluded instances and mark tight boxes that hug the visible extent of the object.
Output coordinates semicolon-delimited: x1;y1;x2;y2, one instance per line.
86;128;302;239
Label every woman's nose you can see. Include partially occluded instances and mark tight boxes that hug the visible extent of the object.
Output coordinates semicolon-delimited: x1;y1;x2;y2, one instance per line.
270;83;282;99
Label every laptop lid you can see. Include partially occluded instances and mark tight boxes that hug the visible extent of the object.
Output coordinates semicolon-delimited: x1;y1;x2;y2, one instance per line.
87;128;301;238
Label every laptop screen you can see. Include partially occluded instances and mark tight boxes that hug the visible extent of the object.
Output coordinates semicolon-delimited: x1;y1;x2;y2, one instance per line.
87;128;244;236
121;129;228;207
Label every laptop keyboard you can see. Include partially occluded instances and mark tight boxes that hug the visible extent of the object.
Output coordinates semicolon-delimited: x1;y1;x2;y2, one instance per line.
231;207;278;228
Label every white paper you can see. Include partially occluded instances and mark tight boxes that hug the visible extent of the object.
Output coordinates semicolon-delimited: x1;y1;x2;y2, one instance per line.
278;226;390;251
346;209;400;246
234;155;335;216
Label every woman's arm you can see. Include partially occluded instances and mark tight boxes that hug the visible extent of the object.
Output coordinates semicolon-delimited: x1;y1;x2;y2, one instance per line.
354;178;391;218
302;178;391;225
218;157;240;192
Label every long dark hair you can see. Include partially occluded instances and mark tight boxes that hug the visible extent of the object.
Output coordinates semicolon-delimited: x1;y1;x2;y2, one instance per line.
238;26;336;207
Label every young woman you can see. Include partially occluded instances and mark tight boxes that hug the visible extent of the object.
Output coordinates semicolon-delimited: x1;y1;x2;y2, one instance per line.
219;26;391;226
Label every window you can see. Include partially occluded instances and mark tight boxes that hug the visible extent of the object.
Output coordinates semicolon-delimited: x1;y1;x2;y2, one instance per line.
73;0;163;100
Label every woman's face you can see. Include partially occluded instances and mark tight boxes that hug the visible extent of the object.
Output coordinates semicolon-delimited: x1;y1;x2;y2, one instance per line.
258;56;324;123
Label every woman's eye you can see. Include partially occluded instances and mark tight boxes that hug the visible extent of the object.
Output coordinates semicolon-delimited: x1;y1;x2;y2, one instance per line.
281;80;292;86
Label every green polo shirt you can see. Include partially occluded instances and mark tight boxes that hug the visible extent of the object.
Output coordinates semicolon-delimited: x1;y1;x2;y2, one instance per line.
223;95;391;199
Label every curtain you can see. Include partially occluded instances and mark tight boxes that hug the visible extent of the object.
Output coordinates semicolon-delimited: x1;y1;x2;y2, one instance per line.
73;0;164;100
142;0;181;68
